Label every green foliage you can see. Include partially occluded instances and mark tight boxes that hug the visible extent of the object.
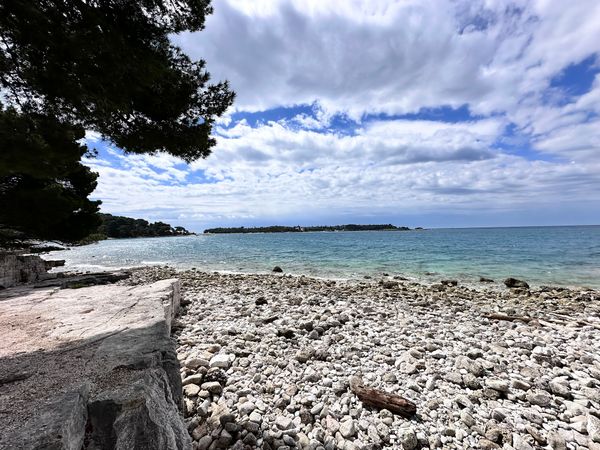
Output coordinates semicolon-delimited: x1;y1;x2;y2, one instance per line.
0;107;101;243
204;224;410;234
0;1;233;244
96;213;193;239
0;0;234;162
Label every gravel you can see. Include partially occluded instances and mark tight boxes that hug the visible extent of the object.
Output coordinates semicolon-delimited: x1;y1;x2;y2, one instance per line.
126;267;600;449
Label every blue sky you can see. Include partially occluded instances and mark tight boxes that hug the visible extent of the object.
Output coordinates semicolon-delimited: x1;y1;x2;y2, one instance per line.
84;0;600;232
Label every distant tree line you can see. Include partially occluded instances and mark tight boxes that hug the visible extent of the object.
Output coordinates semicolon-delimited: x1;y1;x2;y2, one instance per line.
204;224;411;234
82;214;192;241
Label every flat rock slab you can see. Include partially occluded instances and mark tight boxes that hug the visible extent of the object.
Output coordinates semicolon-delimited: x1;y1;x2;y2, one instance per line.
0;279;191;450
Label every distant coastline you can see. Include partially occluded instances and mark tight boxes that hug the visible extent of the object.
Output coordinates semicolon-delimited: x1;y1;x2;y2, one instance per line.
203;224;422;234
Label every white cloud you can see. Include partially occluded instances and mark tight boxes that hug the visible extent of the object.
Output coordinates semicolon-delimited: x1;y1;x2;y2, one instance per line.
84;0;600;228
87;117;600;229
174;0;600;119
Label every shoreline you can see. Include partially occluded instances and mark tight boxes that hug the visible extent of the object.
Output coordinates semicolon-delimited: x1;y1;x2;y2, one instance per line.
52;262;599;292
126;267;599;449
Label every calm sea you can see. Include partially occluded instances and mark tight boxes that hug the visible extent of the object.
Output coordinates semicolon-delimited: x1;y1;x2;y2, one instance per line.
48;226;600;289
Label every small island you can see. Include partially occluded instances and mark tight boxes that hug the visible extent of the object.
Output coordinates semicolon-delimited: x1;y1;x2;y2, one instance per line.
203;224;411;234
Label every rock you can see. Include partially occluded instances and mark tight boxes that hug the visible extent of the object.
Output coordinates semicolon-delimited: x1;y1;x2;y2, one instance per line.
512;434;534;450
197;435;213;449
441;279;458;286
275;415;293;430
238;401;255;416
0;279;191;450
486;378;509;393
549;379;571;398
398;428;418;450
272;266;283;273
547;431;567;450
183;383;200;397
255;296;268;305
201;381;223;394
277;328;295;339
249;411;262;423
209;354;232;369
526;391;552;407
185;357;209;370
588;414;600;443
479;438;501;449
339;420;356;438
511;379;531;391
480;277;494;282
381;280;398;289
504;277;530;289
456;355;485;377
181;374;203;386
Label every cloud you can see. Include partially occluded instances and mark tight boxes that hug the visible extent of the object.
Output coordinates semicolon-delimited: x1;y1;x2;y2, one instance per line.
174;0;600;119
87;116;600;229
82;0;600;229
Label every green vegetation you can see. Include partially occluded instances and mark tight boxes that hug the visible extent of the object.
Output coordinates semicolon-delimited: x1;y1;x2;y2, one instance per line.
0;107;101;245
204;224;411;234
85;214;193;241
0;0;233;244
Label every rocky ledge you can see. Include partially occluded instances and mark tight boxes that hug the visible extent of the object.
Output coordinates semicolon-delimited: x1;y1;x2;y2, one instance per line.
128;268;600;450
0;277;191;450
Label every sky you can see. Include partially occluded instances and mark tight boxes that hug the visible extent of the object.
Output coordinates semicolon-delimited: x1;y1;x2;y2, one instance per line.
85;0;600;232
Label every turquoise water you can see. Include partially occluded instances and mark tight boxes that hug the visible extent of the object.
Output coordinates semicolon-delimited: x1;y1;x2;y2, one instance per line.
48;226;600;288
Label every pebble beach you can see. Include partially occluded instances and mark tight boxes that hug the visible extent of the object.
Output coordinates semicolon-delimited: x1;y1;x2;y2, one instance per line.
126;267;600;450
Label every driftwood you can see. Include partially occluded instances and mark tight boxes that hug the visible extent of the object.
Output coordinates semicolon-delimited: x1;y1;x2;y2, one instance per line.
484;313;535;323
349;376;416;418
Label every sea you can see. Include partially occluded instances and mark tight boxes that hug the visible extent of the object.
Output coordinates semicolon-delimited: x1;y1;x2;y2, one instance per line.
47;226;600;289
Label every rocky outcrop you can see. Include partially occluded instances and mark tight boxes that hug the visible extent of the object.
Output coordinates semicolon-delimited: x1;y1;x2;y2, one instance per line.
0;251;63;288
0;278;190;450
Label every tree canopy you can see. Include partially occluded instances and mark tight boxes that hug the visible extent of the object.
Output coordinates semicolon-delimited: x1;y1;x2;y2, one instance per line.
0;0;233;244
0;0;234;162
96;213;192;239
0;107;101;243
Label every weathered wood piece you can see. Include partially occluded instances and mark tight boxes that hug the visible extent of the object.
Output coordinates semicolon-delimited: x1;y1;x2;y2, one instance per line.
484;313;535;323
349;376;416;418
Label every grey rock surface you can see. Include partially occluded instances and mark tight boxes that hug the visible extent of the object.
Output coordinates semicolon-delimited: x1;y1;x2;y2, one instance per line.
0;277;190;450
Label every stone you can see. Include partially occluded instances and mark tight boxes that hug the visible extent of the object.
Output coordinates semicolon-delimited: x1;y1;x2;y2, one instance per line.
511;379;531;391
549;379;571;398
339;420;356;438
238;401;255;416
209;354;232;369
197;435;213;449
185;357;209;370
275;415;293;430
272;266;283;273
486;378;509;392
526;391;552;407
398;428;418;450
183;383;200;397
295;348;314;363
547;431;567;450
0;279;191;450
588;414;600;443
504;278;530;289
249;411;262;423
201;381;223;394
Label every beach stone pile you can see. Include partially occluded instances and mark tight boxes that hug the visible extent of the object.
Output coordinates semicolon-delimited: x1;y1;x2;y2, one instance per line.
127;268;600;449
